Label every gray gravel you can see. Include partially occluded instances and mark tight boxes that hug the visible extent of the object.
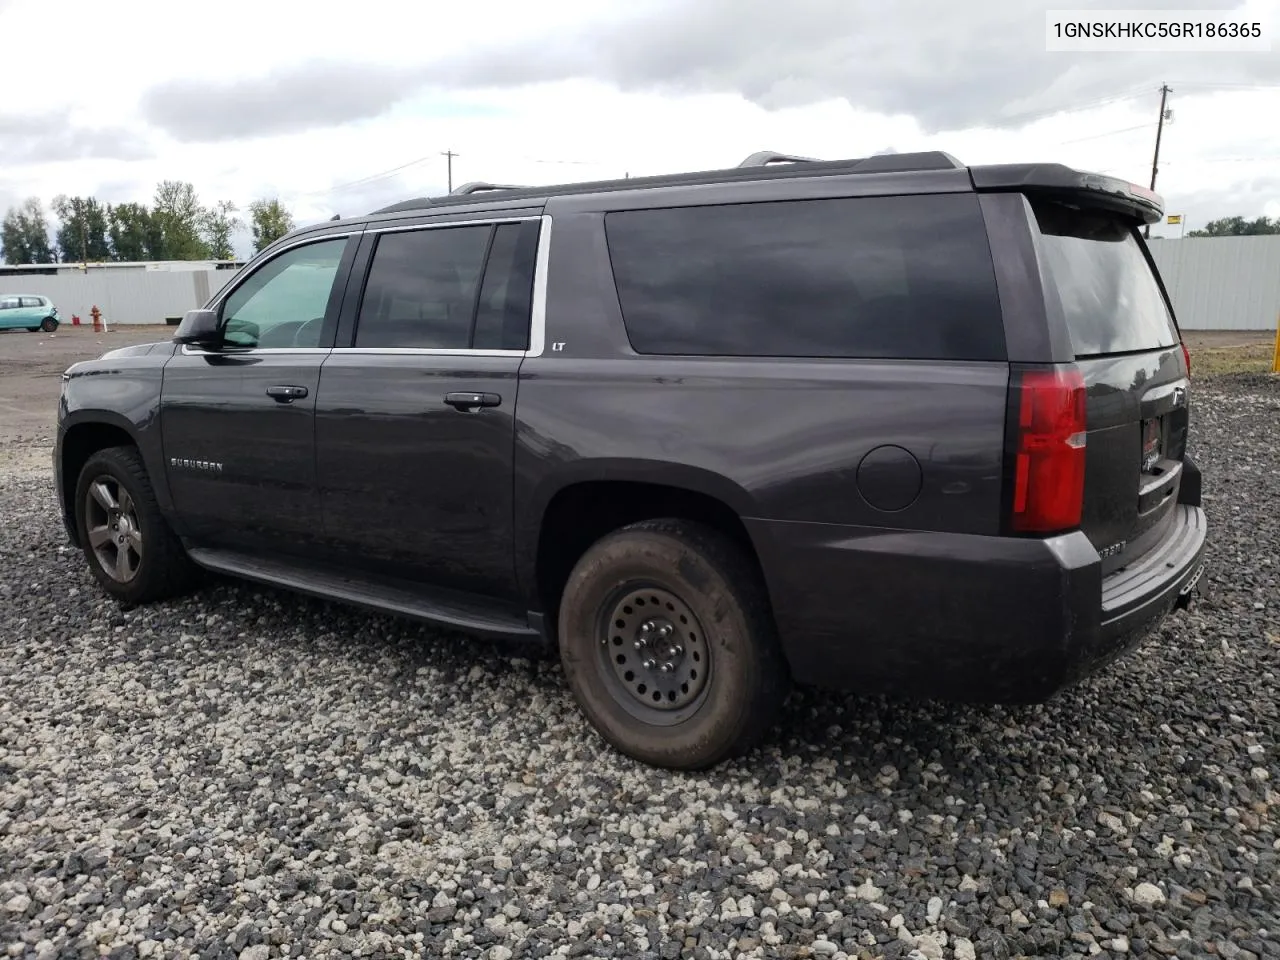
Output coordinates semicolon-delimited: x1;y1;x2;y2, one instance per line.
3;374;1279;960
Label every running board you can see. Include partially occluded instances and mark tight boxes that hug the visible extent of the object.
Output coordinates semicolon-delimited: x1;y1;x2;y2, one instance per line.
186;547;539;640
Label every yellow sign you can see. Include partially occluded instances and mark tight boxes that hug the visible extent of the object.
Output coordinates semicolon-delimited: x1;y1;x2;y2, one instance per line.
1272;314;1280;373
1167;214;1182;225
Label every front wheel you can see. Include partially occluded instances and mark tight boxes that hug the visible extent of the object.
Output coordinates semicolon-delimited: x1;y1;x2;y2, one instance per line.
40;316;58;332
74;446;197;605
558;519;789;769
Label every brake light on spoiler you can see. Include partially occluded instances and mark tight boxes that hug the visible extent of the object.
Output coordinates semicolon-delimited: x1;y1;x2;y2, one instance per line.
968;163;1165;224
1076;174;1165;219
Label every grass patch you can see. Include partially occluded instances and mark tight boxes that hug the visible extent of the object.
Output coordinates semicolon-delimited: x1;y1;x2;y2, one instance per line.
1191;341;1276;376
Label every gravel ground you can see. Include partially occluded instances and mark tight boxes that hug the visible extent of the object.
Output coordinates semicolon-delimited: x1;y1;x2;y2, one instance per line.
2;374;1278;960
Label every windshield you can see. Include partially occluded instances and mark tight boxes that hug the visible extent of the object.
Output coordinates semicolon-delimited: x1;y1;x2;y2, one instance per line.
1033;201;1179;357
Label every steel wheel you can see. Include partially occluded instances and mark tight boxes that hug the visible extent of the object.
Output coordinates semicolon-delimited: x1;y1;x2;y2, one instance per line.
83;475;144;583
40;317;58;332
597;583;712;725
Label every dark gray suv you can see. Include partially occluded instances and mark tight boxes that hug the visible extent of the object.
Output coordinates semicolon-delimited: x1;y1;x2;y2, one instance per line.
54;150;1208;769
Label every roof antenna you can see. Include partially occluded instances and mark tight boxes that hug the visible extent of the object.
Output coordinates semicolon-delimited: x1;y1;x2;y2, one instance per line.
330;213;341;221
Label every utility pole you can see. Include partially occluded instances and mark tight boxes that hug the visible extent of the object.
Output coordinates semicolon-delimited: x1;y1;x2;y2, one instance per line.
442;150;457;192
1145;84;1171;238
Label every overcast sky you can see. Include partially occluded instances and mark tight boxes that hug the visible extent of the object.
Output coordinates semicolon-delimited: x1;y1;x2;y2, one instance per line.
2;0;1278;257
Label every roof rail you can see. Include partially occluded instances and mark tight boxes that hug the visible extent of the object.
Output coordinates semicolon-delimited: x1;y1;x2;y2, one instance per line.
450;181;527;195
737;150;821;167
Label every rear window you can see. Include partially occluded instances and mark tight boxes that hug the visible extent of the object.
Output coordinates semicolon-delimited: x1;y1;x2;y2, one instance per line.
1033;201;1178;356
604;194;1006;361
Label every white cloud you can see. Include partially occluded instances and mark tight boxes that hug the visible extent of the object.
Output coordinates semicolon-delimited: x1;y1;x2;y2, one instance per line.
1;0;1277;258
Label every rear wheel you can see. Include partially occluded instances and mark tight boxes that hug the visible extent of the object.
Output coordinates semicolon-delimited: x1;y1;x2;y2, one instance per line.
40;316;58;332
74;446;196;605
558;519;789;769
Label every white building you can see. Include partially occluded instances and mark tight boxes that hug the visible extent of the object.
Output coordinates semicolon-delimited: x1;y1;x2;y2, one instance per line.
0;260;245;325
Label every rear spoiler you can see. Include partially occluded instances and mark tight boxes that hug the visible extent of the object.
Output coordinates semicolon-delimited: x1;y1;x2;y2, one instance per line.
969;163;1164;225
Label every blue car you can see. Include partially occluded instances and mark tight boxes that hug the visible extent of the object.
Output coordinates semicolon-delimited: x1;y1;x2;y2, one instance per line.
0;293;60;332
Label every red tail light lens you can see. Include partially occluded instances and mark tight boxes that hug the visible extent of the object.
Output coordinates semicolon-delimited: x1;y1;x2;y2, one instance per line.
1181;339;1191;378
1011;367;1087;534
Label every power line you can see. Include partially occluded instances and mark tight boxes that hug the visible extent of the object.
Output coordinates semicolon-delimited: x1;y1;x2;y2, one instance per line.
1056;122;1154;145
298;153;440;198
1164;155;1280;164
1167;80;1280;91
994;85;1152;128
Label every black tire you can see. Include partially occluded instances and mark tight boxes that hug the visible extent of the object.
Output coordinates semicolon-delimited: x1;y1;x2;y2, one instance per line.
558;519;789;769
74;445;197;605
40;316;58;332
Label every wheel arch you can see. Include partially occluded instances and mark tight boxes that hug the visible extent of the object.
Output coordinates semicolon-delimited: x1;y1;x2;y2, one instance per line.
58;413;158;547
523;462;769;636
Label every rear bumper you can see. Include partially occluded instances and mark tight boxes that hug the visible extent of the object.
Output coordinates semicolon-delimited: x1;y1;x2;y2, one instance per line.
748;503;1208;704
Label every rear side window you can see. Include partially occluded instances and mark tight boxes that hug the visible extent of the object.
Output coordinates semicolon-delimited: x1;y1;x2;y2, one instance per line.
356;225;491;349
1033;202;1178;357
604;194;1005;360
354;221;538;351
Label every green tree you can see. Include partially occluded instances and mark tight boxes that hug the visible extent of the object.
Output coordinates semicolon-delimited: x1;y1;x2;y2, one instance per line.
201;200;242;260
248;198;295;252
52;195;112;263
1187;215;1280;237
1;198;56;265
152;180;210;259
107;202;164;261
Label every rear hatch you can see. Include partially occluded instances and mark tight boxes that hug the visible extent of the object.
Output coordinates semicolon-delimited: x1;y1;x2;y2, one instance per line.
1031;199;1189;573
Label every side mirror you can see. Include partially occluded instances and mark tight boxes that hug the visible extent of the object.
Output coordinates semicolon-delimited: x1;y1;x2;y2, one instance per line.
173;308;220;347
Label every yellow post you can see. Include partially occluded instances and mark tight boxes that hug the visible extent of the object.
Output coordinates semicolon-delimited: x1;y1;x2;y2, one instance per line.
1273;313;1280;373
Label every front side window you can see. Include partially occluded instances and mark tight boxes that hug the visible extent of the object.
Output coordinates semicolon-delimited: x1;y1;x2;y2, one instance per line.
220;237;347;348
353;221;538;350
604;194;1005;360
20;297;45;308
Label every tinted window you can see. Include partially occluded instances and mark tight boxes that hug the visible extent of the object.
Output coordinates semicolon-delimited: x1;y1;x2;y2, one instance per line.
355;226;491;349
1033;202;1178;356
472;222;539;351
221;237;347;348
605;194;1004;360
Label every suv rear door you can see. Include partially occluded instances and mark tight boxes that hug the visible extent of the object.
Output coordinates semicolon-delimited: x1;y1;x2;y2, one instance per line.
1031;199;1189;572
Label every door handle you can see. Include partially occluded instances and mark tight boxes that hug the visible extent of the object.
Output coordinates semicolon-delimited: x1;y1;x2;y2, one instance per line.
444;391;501;411
266;384;309;403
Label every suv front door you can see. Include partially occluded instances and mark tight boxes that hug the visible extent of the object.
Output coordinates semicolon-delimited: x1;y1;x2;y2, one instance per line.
160;232;358;555
314;216;541;601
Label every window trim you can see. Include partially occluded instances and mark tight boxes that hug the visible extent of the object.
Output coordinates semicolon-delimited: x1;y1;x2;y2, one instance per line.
181;231;357;356
180;214;552;359
341;214;549;358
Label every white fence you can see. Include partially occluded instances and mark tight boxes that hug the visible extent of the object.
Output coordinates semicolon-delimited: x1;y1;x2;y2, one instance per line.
0;267;240;326
1148;235;1280;332
4;235;1278;332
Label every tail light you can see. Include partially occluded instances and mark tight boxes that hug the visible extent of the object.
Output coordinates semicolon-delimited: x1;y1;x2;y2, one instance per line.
1181;339;1191;378
1009;366;1087;534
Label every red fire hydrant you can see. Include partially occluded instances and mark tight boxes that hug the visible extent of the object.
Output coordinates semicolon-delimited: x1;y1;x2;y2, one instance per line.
71;313;81;326
90;305;104;333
